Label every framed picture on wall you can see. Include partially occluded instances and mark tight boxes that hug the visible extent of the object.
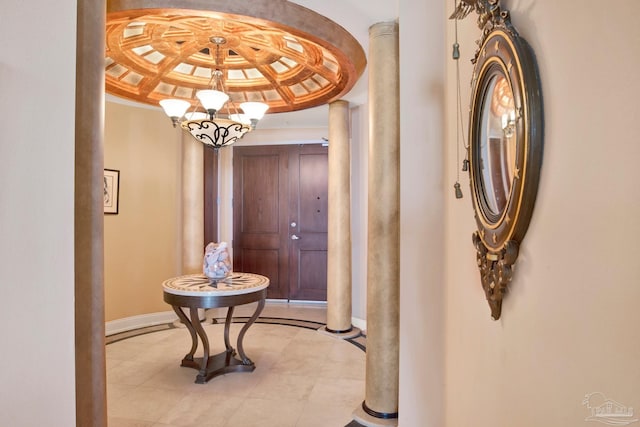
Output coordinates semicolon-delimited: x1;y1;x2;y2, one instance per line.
103;169;120;214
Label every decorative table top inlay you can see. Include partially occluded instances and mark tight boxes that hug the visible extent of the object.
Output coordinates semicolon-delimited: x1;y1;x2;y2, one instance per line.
162;272;269;296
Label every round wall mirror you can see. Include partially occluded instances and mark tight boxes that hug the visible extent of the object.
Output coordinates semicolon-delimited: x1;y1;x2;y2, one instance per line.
478;73;517;218
466;20;544;319
469;28;543;253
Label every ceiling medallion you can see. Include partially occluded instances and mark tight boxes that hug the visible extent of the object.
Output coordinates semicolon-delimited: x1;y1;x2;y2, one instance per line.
106;0;366;114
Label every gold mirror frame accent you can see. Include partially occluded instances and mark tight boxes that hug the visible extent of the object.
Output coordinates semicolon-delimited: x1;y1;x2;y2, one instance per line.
461;1;544;319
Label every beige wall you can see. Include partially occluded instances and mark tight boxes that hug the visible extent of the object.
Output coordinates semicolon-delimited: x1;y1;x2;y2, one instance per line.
102;108;371;326
441;1;640;426
102;105;357;323
104;102;182;321
0;1;77;425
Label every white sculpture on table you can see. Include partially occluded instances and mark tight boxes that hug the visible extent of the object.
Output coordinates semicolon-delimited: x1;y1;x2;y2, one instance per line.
203;242;232;283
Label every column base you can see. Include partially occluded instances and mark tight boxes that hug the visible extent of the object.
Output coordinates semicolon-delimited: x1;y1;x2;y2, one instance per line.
318;325;362;340
352;403;398;427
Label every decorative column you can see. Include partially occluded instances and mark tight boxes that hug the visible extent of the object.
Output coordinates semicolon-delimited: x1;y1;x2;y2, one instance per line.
181;134;205;274
325;99;357;336
354;21;400;426
181;134;206;321
75;0;107;425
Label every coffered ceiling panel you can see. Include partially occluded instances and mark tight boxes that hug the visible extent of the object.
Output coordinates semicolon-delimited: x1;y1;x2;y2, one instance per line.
106;1;366;114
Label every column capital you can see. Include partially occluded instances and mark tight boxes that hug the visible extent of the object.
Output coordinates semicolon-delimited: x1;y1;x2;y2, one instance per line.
330;99;350;108
369;21;398;39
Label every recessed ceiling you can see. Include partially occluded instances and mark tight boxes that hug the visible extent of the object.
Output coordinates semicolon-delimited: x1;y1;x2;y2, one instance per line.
106;1;367;115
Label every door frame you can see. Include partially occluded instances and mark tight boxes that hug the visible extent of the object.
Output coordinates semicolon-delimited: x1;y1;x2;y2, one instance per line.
204;148;219;244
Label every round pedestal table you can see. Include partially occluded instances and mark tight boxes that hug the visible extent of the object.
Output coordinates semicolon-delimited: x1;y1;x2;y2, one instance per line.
162;272;269;384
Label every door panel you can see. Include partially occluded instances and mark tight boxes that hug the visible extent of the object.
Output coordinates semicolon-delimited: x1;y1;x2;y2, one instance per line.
238;248;280;290
241;155;280;233
233;146;290;299
288;145;328;300
298;153;329;232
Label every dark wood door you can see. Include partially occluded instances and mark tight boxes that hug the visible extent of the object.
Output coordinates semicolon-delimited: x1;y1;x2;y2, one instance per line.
288;144;328;300
233;144;328;300
233;146;290;299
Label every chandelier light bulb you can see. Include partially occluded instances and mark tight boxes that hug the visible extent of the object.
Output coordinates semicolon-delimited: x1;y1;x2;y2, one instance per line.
240;102;269;120
196;90;229;118
159;99;190;126
240;102;269;129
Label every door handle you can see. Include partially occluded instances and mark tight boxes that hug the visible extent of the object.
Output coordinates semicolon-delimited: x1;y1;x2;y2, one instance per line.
291;234;300;240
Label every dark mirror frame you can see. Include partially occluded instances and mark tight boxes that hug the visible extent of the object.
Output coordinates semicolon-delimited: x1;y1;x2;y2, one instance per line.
464;1;544;320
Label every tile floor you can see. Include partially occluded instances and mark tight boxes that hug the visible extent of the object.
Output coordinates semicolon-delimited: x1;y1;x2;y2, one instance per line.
106;302;366;427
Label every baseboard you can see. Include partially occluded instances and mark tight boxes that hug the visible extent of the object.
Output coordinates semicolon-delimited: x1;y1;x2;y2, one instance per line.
105;311;178;336
266;299;328;306
105;306;366;336
352;316;366;333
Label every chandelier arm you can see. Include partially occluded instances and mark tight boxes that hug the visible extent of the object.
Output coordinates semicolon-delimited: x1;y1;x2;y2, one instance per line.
160;35;267;144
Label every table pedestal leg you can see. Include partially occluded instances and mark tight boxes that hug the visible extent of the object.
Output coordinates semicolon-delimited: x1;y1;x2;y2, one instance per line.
224;306;235;354
173;301;264;384
172;306;197;362
237;298;265;365
190;306;210;380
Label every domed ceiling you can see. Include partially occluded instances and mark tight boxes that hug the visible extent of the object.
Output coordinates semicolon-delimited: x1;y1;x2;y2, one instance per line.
106;1;367;115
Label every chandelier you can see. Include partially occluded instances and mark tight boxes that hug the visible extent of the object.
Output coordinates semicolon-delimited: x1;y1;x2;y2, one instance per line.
159;36;269;149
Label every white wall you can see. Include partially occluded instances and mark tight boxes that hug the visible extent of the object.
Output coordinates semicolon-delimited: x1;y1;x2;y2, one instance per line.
0;1;77;426
398;0;446;425
350;104;369;322
442;1;640;426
